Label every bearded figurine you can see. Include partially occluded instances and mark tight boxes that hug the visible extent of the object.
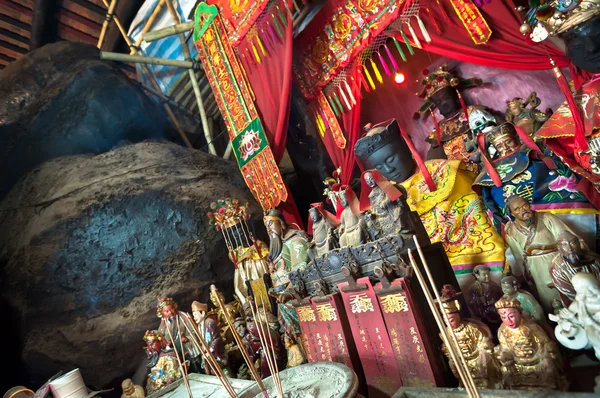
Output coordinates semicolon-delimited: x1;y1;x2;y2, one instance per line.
307;203;339;258
473;121;597;235
414;64;484;174
143;330;183;394
504;195;589;311
354;119;506;289
505;92;552;137
494;296;568;391
336;186;369;248
156;297;202;373
207;199;270;306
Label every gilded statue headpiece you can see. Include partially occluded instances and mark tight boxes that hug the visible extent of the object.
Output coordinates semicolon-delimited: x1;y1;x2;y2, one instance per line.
495;295;523;311
156;296;178;318
207;198;250;230
520;0;600;42
486;123;518;144
143;330;164;342
438;284;462;314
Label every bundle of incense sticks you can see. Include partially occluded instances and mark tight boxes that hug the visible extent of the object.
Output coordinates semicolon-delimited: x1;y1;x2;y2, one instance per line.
407;236;481;398
248;298;283;398
179;312;238;398
211;285;269;398
162;318;193;398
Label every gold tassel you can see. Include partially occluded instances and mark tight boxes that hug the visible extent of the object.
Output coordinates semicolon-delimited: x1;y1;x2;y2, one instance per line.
252;43;261;64
316;114;325;136
363;64;376;91
256;36;267;56
370;59;383;84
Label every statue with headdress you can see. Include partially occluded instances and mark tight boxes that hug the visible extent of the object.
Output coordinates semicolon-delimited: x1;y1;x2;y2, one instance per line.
505;92;552;136
143;330;184;394
207;198;270;306
354;119;506;290
438;285;502;389
494;296;568;391
414;64;484;174
307;203;339;257
191;301;232;377
336;185;369;248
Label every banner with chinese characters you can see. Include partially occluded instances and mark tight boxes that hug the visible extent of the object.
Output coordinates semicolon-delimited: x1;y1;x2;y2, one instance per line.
194;3;287;209
374;278;443;387
449;0;492;45
293;0;402;98
205;0;269;46
316;92;347;149
338;277;403;397
294;302;320;363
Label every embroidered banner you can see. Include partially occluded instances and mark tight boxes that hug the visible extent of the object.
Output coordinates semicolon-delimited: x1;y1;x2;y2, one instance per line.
449;0;492;45
374;278;442;387
338;278;403;397
293;0;402;98
205;0;269;46
317;92;347;149
194;3;287;209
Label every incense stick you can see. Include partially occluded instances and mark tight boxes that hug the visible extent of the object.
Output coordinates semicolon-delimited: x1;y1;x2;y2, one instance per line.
261;303;282;398
247;301;276;393
163;319;193;398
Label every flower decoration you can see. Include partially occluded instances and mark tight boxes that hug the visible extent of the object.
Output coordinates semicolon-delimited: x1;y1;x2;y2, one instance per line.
206;198;251;230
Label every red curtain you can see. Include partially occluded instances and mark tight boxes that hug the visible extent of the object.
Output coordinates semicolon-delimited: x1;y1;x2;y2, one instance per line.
395;0;591;85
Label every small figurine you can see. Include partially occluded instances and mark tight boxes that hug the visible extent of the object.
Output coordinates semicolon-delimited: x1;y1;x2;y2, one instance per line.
307;203;339;257
504;195;588;311
284;333;306;368
143;330;183;394
551;299;564;315
550;230;600;307
336;186;369;248
468;265;503;326
192;301;232;377
244;319;284;379
494;296;567;391
501;276;545;323
438;285;502;389
505;92;552;136
549;272;600;360
121;379;144;398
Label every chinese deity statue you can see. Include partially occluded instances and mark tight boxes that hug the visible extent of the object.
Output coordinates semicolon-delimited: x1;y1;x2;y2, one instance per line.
501;276;545;323
438;285;502;389
156;297;202;373
143;330;183;394
207;198;270;305
354;119;505;289
549;272;600;360
468;265;503;326
473;121;597;234
307;203;339;257
208;288;241;346
336;186;369;248
415;64;484;173
494;296;568;391
504;195;589;311
550;230;600;307
121;379;144;398
284;333;306;368
505;92;552;137
191;301;232;377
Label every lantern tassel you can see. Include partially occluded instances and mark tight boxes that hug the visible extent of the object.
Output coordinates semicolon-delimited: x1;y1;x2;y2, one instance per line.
260;29;272;53
333;92;344;113
360;71;371;92
344;80;356;105
328;95;340;117
339;86;352;111
406;22;422;49
267;22;278;45
377;52;391;76
416;16;432;43
277;6;287;27
319;108;329;130
401;31;415;55
551;59;587;151
256;36;267;56
392;37;407;62
370;59;383;84
272;13;284;39
363;64;376;91
245;47;256;68
252;43;261;64
384;45;400;71
315;113;325;136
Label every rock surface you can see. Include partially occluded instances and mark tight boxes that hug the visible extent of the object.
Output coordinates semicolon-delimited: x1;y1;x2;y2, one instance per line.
0;142;255;390
0;42;173;199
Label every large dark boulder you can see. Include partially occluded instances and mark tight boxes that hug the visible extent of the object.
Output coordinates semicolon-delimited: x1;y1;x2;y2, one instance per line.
0;42;173;199
0;141;255;391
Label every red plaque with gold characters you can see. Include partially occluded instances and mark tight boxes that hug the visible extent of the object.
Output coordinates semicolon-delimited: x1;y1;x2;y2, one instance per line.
293;301;320;363
338;277;402;397
449;0;491;45
374;277;443;387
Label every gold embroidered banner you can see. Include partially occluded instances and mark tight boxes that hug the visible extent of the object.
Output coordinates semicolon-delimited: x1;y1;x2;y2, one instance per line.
317;92;347;149
449;0;492;45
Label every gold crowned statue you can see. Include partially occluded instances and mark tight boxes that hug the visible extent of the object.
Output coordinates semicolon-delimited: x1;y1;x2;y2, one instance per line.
494;296;568;391
207;198;270;305
505;92;552;137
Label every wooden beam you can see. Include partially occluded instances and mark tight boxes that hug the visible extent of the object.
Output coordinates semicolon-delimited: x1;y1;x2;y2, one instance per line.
7;0;32;10
0;28;28;50
61;0;104;24
0;2;33;24
57;22;97;44
0;52;14;62
0;19;30;39
56;10;100;38
30;0;57;50
0;38;25;58
0;58;11;66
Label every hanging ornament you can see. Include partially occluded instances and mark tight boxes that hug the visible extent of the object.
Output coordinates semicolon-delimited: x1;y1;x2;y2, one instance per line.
344;80;356;105
370;58;383;84
338;85;352;111
384;45;400;71
315;113;325;136
327;95;340;117
401;31;415;55
245;47;256;67
252;42;261;63
359;71;371;92
362;64;376;91
415;15;432;43
272;13;284;39
392;37;407;62
319;108;329;130
267;22;278;45
277;6;287;27
260;29;273;53
377;52;391;76
256;35;267;56
333;92;344;113
551;58;587;150
405;22;422;49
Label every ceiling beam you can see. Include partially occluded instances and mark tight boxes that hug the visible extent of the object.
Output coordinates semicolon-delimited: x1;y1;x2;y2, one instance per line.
30;0;58;50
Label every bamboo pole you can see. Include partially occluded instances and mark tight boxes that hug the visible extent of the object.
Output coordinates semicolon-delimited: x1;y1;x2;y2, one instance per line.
98;0;119;49
223;142;233;160
131;0;167;54
99;0;193;149
101;52;194;68
165;0;217;156
144;21;195;43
